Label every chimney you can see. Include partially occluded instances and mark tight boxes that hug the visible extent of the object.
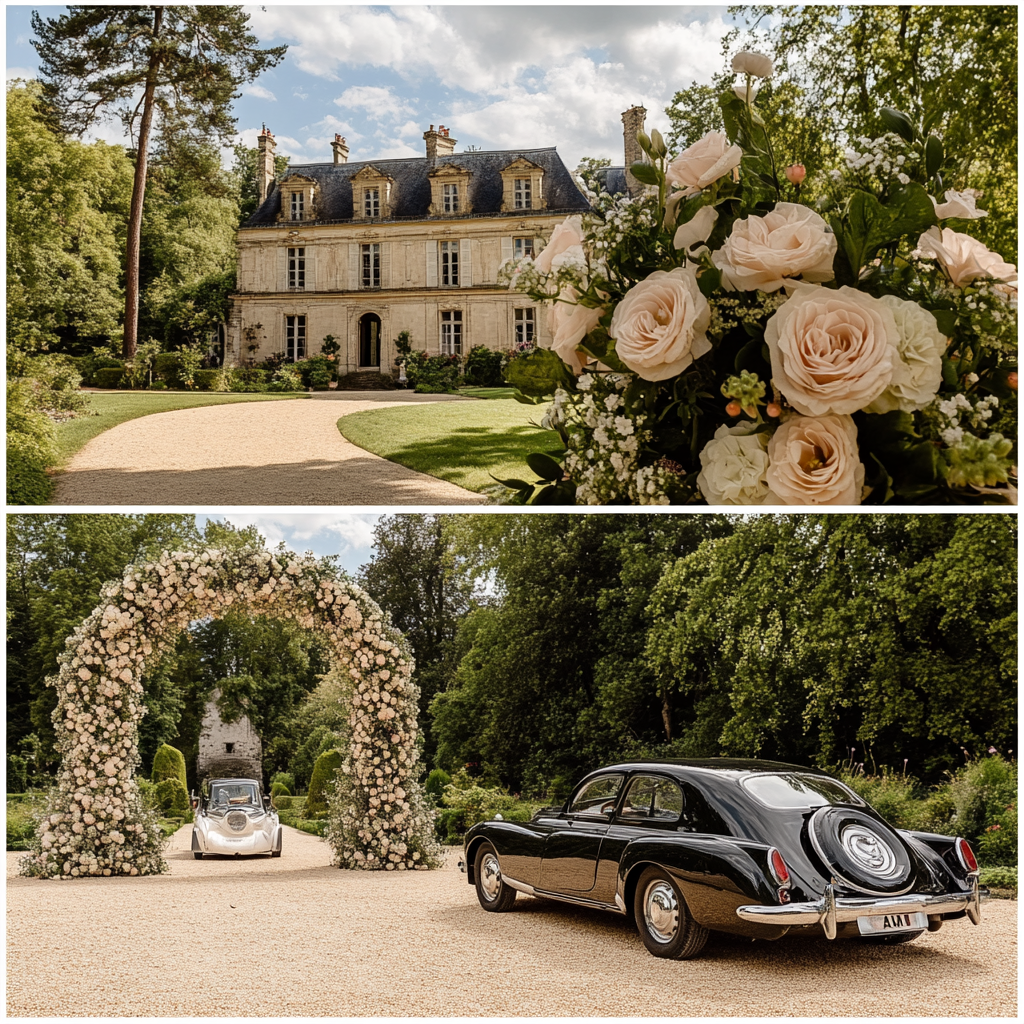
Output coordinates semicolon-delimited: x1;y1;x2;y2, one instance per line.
331;134;349;164
622;105;648;196
423;123;457;166
257;125;276;205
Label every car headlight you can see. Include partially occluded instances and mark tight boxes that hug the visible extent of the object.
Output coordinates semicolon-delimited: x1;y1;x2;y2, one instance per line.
226;810;248;833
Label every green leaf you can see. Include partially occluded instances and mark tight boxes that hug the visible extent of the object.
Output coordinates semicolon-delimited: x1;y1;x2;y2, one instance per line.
734;337;766;373
840;184;936;274
863;454;895;505
697;265;721;298
526;452;564;482
512;391;543;406
629;162;661;186
931;309;958;337
925;135;944;178
941;357;961;387
879;107;915;143
489;476;532;491
883;182;937;238
503;348;575;398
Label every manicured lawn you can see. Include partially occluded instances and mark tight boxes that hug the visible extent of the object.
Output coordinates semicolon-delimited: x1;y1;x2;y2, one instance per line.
54;390;307;466
456;386;517;400
337;397;561;493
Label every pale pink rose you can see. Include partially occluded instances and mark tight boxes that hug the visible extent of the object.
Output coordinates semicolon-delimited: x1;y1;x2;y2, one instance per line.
547;287;602;373
785;164;806;185
764;284;909;416
666;132;743;197
534;216;585;274
732;77;760;103
673;205;718;252
732;51;774;78
767;414;865;505
712;203;837;292
917;227;1016;288
931;190;987;220
610;267;712;381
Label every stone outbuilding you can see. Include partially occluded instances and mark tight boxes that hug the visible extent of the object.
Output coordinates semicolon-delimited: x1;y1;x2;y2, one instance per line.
196;688;263;781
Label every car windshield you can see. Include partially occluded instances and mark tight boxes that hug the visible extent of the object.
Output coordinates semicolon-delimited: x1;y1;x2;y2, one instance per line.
209;782;260;809
741;773;864;809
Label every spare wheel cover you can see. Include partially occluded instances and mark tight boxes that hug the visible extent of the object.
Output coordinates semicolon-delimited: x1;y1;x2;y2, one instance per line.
808;806;913;895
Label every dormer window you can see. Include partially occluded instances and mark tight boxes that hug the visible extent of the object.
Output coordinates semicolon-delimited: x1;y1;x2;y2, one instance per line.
443;183;459;213
514;178;532;209
352;167;394;220
290;191;304;220
364;188;380;218
499;159;545;213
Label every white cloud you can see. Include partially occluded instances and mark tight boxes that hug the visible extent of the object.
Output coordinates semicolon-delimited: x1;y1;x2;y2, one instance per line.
334;84;415;123
206;514;379;557
6;67;37;82
244;84;278;102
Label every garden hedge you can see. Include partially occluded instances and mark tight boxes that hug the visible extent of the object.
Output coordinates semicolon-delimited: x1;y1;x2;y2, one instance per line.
305;748;343;818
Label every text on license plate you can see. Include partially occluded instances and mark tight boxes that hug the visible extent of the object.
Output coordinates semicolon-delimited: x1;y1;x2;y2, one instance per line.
857;911;928;935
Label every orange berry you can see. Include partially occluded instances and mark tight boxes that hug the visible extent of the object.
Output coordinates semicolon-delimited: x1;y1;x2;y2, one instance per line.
725;401;742;417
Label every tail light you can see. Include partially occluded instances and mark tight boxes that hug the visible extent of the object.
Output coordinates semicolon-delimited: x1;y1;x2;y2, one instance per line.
768;847;791;887
956;838;979;875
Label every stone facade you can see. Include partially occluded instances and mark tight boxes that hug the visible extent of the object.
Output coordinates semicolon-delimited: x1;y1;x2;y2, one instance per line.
228;111;647;374
196;688;263;781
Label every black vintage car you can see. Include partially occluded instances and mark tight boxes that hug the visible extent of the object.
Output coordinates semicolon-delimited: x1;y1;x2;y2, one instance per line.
459;759;982;959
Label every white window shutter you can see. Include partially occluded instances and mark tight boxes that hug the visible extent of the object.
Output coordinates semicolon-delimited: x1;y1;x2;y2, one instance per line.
305;246;315;292
500;236;513;265
348;243;359;291
425;240;438;287
460;238;473;287
381;243;391;289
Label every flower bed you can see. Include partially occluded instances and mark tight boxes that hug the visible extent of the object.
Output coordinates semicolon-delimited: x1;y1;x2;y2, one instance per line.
502;53;1016;505
19;547;440;878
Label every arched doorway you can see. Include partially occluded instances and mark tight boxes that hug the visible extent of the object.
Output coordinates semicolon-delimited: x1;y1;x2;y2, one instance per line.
21;547;439;878
359;312;382;369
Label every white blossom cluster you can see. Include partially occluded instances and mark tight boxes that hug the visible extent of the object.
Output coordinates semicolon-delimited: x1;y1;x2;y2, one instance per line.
929;392;1000;447
20;548;439;879
587;193;659;260
834;132;910;186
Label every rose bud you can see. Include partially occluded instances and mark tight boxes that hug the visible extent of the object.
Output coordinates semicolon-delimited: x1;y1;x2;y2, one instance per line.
785;164;806;185
766;402;782;418
725;401;742;417
1008;372;1018;390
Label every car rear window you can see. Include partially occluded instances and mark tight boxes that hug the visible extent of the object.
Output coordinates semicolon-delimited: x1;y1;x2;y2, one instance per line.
741;773;864;809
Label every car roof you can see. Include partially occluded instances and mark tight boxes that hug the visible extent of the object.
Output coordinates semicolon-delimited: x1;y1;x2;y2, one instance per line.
587;758;832;779
207;778;262;785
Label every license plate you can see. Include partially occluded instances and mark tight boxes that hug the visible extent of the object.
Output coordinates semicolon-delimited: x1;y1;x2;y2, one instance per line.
857;911;928;935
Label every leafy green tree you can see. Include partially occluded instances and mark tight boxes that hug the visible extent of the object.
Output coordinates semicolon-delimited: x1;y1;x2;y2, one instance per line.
231;142;290;224
31;5;286;358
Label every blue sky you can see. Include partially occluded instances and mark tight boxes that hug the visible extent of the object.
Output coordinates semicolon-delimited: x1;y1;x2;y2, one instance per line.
7;5;738;169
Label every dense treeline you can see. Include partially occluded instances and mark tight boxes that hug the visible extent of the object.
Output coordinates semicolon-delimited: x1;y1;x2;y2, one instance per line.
6;514;1016;799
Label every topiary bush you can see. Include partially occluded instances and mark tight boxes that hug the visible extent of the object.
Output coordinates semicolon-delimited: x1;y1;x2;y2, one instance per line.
93;367;125;389
151;743;188;790
462;345;504;386
270;780;292;798
153;778;190;816
979;865;1017;894
305;749;343;819
424;768;451;802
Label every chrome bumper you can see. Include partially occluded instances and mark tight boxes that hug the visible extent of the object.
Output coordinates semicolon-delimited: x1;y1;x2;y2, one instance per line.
737;878;981;939
198;827;276;856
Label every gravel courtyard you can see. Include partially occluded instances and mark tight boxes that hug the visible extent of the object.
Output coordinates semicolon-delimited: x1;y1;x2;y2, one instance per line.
7;825;1017;1017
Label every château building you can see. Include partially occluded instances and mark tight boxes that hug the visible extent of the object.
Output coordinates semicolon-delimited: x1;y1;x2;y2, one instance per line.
226;107;648;375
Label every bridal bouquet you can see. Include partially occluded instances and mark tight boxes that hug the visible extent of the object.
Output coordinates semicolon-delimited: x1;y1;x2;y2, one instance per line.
501;53;1017;505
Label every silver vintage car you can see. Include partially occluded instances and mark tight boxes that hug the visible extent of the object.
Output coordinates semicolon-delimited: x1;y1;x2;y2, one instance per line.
191;778;283;859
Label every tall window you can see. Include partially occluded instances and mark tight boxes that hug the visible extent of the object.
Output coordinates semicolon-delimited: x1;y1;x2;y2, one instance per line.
285;315;306;361
513;237;535;259
364;188;380;218
440;240;459;286
442;183;459;213
361;243;380;288
440;310;462;355
514;307;535;346
287;247;305;289
514;178;532;209
290;191;304;221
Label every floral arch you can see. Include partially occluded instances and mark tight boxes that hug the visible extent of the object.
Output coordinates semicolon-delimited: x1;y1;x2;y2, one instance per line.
22;547;440;879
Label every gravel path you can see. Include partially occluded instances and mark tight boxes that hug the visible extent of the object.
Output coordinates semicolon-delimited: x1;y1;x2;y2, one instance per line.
7;826;1016;1017
52;392;486;506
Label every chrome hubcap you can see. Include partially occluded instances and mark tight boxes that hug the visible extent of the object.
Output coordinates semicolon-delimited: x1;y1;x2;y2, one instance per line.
643;880;679;943
480;852;502;901
841;825;899;877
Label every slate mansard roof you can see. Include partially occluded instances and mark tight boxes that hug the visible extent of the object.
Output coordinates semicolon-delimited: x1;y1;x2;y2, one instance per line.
243;147;593;227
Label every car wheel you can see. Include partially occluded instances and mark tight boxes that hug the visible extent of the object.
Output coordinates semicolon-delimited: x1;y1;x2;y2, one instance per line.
474;841;517;912
861;930;924;946
633;867;709;959
193;851;203;860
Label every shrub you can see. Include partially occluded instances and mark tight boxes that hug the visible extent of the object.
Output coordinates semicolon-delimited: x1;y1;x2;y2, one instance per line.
305;749;343;819
73;353;124;386
6;801;38;851
425;768;451;802
93;367;125;389
405;351;461;393
23;355;89;415
151;744;188;790
836;769;924;830
271;771;296;793
150;381;168;390
948;755;1018;845
153;352;181;386
288;725;337;791
463;345;504;387
267;366;302;392
270;781;292;798
7;379;59;504
294;354;335;389
274;794;293;809
438;770;541;843
192;368;227;392
177;346;204;389
979;865;1017;893
153;777;190;816
978;802;1017;865
229;367;270;393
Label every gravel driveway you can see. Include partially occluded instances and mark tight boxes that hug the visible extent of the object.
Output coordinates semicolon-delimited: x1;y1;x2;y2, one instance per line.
52;392;486;506
7;825;1015;1017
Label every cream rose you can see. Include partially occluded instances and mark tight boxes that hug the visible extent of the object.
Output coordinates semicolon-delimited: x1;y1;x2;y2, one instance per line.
917;227;1017;288
673;205;719;253
764;284;909;416
609;267;712;381
766;414;865;505
732;50;773;77
712;203;837;292
931;190;988;221
697;423;780;505
666;131;743;197
547;287;602;373
533;215;585;274
865;295;946;413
